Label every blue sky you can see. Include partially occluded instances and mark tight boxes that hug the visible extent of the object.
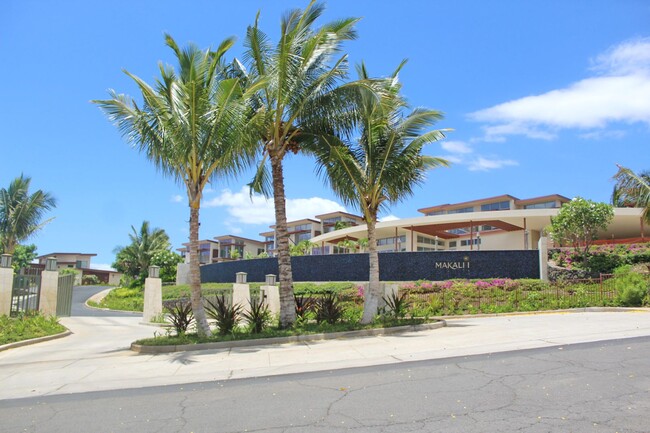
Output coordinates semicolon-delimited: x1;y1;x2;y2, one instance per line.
1;1;648;268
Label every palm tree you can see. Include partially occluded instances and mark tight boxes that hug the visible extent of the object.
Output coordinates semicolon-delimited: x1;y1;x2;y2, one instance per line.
94;35;260;336
613;165;650;222
243;1;361;327
113;221;171;283
0;175;56;254
311;62;449;323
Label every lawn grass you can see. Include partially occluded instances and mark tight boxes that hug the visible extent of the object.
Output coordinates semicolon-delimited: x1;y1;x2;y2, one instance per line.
0;313;67;345
134;317;430;346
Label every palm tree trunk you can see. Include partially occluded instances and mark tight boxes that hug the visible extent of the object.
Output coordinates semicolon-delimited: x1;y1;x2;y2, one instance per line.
361;216;380;324
270;155;296;328
189;204;211;336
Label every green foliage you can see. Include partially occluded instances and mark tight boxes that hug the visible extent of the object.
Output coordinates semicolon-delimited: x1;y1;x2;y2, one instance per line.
256;251;269;258
163;299;194;335
381;291;409;318
95;287;144;311
613;165;650;222
59;268;80;276
150;250;183;282
112;221;172;284
229;249;241;260
205;296;242;335
613;266;649;307
551;242;650;273
549;198;614;259
294;294;315;320
0;175;56;254
314;293;343;325
82;274;101;285
11;244;37;271
293;282;356;295
290;240;317;256
0;312;66;345
242;298;271;334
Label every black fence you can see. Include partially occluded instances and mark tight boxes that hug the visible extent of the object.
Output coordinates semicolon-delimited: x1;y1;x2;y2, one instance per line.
200;250;540;283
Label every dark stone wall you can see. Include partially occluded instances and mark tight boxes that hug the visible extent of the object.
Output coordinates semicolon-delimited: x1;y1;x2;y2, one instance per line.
200;250;540;282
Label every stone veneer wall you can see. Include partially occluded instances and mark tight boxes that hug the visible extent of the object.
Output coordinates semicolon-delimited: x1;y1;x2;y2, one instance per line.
200;250;540;283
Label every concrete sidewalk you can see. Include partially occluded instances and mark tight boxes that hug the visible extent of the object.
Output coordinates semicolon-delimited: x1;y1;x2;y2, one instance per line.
1;310;650;401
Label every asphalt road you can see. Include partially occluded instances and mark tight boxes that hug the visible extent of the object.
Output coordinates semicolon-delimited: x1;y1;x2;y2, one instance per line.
70;285;139;317
2;335;648;433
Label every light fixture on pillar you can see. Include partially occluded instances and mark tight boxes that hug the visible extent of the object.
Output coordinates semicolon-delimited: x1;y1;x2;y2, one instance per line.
265;274;277;285
524;230;529;250
148;265;160;279
45;257;57;271
0;254;12;268
236;272;247;284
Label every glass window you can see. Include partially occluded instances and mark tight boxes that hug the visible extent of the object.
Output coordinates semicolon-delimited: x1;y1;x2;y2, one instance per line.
481;201;510;211
524;201;556;209
447;206;474;214
296;232;312;242
449;241;457;248
425;210;445;216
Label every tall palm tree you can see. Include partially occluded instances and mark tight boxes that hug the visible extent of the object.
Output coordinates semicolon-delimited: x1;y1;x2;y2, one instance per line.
94;35;260;336
0;175;56;254
243;1;361;327
613;165;650;222
113;221;171;283
310;62;449;323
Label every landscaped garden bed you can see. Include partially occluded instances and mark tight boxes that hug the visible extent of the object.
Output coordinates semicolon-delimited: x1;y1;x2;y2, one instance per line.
0;312;67;346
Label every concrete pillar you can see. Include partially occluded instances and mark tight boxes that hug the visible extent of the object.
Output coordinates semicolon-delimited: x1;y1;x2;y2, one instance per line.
175;262;190;285
261;274;280;317
143;266;162;322
39;269;59;317
538;237;549;281
233;272;251;314
0;254;14;316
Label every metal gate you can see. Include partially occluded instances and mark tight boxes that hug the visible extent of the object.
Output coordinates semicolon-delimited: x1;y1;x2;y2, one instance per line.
11;269;42;316
56;273;75;317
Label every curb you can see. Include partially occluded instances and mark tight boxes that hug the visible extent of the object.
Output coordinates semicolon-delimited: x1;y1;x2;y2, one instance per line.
131;320;446;354
0;329;72;353
437;306;650;321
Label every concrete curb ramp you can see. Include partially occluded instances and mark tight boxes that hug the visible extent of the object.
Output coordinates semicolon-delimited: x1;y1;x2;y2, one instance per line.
131;321;447;354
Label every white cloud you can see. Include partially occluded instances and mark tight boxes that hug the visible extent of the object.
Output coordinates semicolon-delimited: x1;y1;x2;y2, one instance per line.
578;130;626;140
468;157;518;172
171;195;183;203
379;214;400;222
470;38;650;141
204;186;346;225
440;140;472;154
438;140;517;172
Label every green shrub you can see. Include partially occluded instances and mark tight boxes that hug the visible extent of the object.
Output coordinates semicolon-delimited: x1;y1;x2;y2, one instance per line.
613;266;649;307
163;298;193;335
314;293;343;325
82;274;101;285
587;253;623;274
243;298;271;334
381;291;409;318
205;295;242;335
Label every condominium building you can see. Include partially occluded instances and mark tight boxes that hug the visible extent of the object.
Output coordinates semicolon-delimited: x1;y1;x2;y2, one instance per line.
178;236;266;264
311;194;646;253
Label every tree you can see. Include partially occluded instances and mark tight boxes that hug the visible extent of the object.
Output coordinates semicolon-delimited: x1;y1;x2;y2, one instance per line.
113;221;171;284
549;197;614;262
94;35;260;336
310;62;449;323
150;249;183;283
11;244;37;272
0;175;56;254
336;238;358;254
243;1;361;327
613;165;650;222
290;240;317;256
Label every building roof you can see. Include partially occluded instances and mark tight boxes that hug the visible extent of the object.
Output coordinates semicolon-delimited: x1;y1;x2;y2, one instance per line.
314;211;364;220
514;194;570;206
214;235;265;244
36;252;97;259
417;194;518;215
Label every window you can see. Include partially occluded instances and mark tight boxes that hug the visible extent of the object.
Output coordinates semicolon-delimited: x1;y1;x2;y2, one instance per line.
417;246;437;252
296;232;312;242
480;225;498;232
293;223;312;231
524;201;556;209
75;260;89;269
448;228;469;235
417;235;445;246
377;235;406;246
447;206;474;214
481;201;510;211
425;210;445;216
449;241;457;248
460;238;481;247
